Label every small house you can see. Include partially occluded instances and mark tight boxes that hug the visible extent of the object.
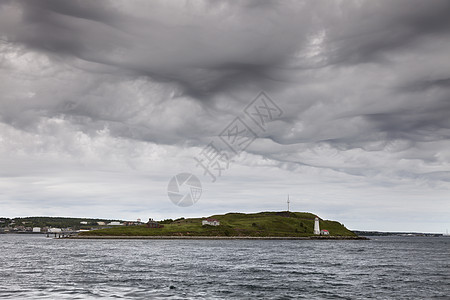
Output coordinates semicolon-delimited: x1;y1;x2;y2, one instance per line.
146;218;164;228
320;229;329;235
202;218;220;226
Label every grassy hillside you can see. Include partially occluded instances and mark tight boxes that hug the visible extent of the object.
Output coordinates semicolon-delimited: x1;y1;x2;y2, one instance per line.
79;211;356;237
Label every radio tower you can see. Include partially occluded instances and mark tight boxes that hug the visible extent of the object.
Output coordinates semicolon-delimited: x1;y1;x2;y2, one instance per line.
287;195;290;212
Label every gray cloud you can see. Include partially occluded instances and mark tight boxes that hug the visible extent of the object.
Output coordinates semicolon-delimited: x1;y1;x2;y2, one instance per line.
1;0;316;97
0;0;449;231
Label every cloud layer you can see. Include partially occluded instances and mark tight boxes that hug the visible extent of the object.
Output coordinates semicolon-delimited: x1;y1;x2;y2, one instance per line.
1;0;449;232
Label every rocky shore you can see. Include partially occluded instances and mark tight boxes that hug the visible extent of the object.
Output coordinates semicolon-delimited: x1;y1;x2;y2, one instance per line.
70;235;369;240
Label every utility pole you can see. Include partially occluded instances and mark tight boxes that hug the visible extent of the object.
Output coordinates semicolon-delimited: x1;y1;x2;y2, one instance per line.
287;194;290;212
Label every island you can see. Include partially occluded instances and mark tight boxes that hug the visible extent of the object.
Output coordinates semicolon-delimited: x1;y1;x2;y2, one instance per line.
75;211;367;240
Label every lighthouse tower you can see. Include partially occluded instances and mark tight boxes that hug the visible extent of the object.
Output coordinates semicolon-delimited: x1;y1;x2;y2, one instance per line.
313;217;320;235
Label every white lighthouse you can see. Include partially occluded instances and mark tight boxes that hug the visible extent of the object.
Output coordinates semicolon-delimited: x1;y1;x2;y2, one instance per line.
313;217;320;235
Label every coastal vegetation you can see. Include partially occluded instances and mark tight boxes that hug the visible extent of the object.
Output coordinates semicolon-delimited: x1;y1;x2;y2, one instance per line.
79;211;357;237
0;217;122;230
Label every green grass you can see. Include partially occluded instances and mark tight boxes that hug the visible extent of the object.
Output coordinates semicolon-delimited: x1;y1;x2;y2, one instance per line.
79;211;357;237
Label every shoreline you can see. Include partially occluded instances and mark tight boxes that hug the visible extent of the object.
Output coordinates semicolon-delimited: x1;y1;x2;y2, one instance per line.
69;235;369;240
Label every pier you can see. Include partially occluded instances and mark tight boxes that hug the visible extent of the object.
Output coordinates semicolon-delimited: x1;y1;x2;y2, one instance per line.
46;230;79;238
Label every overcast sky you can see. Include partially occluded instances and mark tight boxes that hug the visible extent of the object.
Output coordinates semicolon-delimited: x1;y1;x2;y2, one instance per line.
1;0;449;232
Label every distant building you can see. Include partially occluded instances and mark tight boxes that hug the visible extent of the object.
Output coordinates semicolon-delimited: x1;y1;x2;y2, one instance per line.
202;218;220;226
123;221;142;226
320;230;329;235
32;227;41;233
48;228;62;233
107;221;122;226
97;222;106;226
313;217;320;235
146;218;163;228
80;221;88;225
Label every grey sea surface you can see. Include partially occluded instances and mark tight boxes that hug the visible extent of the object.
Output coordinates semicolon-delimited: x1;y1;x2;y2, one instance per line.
0;234;448;299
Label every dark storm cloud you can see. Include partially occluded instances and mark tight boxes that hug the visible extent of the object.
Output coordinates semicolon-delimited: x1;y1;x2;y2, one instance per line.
322;0;450;65
0;0;449;180
1;0;316;98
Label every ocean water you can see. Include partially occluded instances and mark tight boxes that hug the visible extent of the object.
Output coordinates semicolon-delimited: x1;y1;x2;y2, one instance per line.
0;235;448;299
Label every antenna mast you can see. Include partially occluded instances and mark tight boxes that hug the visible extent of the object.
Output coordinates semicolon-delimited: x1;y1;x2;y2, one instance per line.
287;194;290;212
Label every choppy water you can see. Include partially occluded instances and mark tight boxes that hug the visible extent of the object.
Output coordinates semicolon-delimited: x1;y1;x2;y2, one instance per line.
0;235;448;299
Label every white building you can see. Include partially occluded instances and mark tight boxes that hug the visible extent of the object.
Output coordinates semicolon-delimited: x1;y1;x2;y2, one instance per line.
97;221;106;226
80;221;88;225
320;230;329;235
202;218;220;226
32;227;41;233
107;221;122;226
48;228;62;233
313;217;320;235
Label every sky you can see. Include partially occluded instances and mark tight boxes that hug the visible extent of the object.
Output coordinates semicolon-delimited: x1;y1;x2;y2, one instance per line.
0;0;449;232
